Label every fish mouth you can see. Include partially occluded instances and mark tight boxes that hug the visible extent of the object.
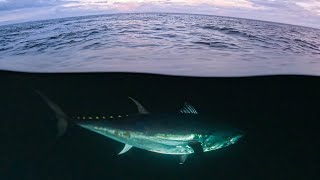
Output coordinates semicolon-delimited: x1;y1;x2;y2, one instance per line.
230;134;243;144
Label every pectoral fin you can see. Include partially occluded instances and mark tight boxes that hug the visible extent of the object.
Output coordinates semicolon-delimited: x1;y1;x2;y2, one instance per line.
179;154;188;164
118;144;133;155
188;141;204;155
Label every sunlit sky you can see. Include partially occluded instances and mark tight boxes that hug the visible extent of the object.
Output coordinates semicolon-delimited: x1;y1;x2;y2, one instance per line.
0;0;319;28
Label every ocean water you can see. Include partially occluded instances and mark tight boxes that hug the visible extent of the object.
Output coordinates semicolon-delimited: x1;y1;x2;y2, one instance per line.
0;13;320;76
0;13;319;180
1;72;319;179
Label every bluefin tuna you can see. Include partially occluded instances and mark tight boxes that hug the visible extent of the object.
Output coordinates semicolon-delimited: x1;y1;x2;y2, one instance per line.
38;92;243;164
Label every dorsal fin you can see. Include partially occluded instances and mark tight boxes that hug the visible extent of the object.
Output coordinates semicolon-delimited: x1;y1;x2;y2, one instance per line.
36;91;68;137
180;102;198;114
128;97;149;114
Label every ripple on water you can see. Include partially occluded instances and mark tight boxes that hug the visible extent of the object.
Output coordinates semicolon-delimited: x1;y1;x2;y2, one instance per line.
0;13;319;76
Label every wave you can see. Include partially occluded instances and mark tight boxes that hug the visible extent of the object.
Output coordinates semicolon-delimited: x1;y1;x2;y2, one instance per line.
0;13;319;76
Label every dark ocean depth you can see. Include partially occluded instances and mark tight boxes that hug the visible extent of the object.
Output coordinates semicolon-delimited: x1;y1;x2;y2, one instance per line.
0;71;319;179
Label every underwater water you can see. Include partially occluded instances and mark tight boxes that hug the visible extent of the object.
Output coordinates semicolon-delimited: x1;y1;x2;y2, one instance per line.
0;13;319;180
0;13;320;76
0;71;319;179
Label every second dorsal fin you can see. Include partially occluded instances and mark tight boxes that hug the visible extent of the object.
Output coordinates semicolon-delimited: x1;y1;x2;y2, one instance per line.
180;102;198;114
36;91;68;138
128;97;149;114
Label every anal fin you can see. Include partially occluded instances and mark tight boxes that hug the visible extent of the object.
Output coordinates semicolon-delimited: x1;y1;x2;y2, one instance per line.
118;144;133;155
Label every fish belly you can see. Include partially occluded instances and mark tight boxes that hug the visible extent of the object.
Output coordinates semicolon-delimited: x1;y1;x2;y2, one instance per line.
123;133;195;155
79;125;195;155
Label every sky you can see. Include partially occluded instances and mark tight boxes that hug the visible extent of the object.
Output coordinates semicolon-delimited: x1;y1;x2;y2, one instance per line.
0;0;319;28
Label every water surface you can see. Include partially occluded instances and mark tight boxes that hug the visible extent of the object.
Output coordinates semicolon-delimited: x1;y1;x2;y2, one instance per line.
0;13;319;76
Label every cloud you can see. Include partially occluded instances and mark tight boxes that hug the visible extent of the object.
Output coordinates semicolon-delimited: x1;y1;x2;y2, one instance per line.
0;0;319;29
0;0;259;11
295;0;320;15
0;0;60;10
245;0;320;27
250;0;320;14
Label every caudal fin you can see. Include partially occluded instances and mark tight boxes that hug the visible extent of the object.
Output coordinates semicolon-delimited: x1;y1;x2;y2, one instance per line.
36;91;68;137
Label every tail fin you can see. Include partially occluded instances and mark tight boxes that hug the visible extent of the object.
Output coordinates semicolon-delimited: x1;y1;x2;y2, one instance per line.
35;91;68;137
